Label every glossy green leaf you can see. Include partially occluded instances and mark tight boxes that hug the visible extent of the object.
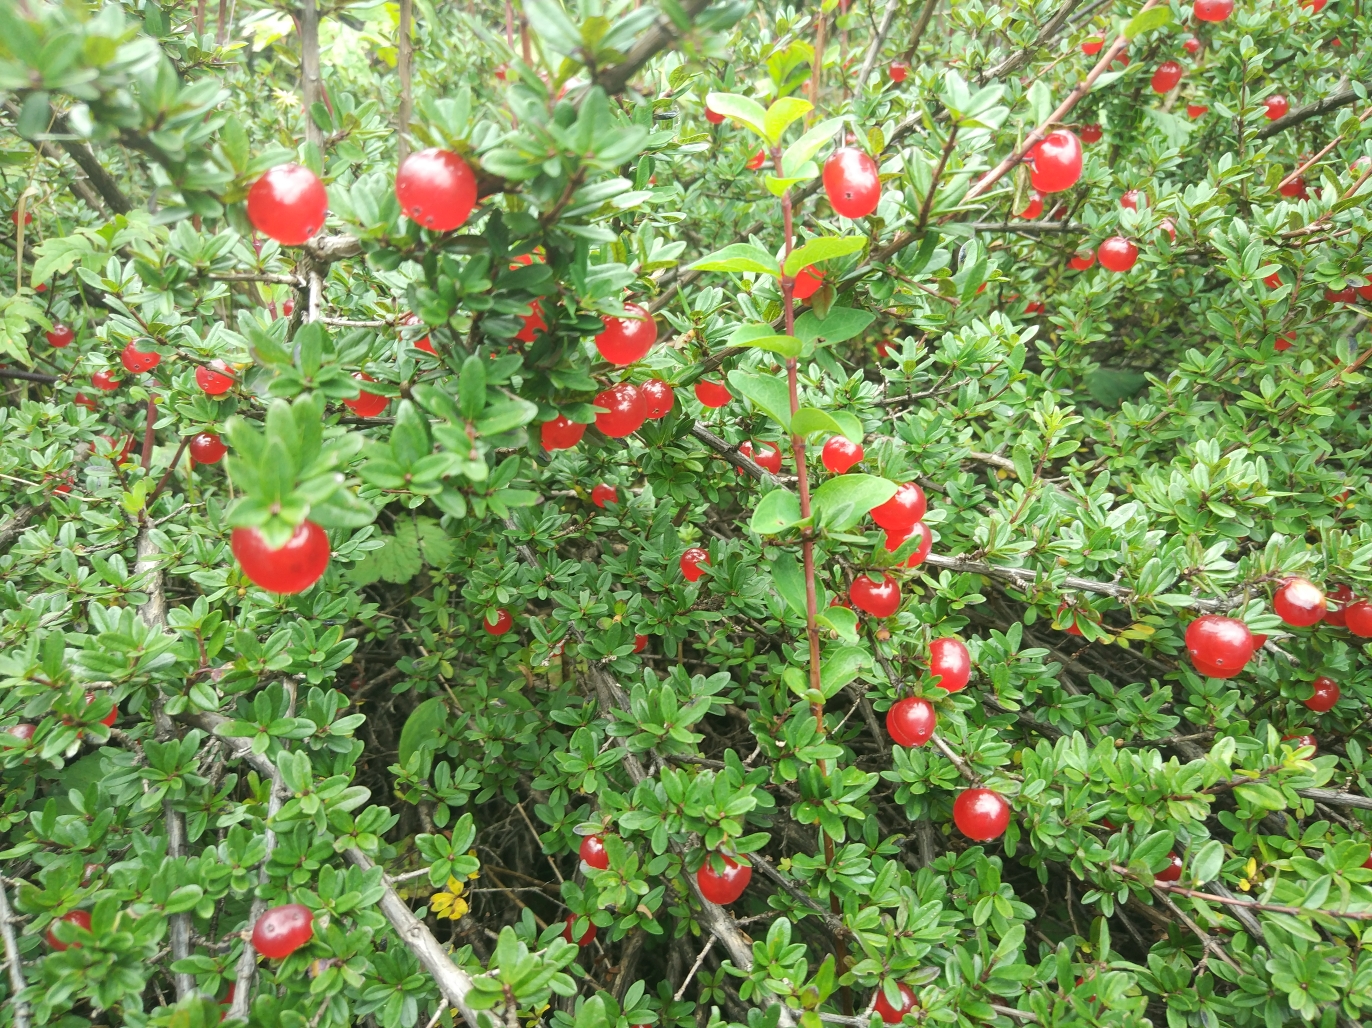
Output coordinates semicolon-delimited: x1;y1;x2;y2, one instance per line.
750;489;803;534
811;474;897;531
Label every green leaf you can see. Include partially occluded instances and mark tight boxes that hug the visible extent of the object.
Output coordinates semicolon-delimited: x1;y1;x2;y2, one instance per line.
704;92;769;140
816;605;858;643
1189;840;1224;884
771;552;807;616
794;307;876;345
830;411;864;444
783;236;867;277
763;96;813;145
1123;7;1170;38
459;355;487;420
820;646;868;698
727;323;802;358
398;697;448;767
688;243;781;277
751;489;803;535
764;169;818;197
811;474;897;532
726;370;792;430
781;117;844;176
790;407;843;438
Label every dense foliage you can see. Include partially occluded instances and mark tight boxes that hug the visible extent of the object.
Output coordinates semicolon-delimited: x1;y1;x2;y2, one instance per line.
2;1;1372;1027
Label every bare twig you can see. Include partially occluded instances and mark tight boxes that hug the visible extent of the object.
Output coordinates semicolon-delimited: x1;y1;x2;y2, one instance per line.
0;877;30;1028
1257;86;1367;139
855;0;902;88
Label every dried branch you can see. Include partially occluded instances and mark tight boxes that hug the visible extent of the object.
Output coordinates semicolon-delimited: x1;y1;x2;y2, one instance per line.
0;877;30;1028
1257;86;1367;139
592;0;713;95
979;0;1083;82
690;422;774;481
854;0;902;88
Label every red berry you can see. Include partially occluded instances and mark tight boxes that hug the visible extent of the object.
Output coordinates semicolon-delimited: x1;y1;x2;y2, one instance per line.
1080;38;1104;55
121;341;160;374
823;148;882;219
633;634;649;653
850;573;901;618
515;301;545;344
251;904;314;959
595;304;657;365
1184;35;1202;54
247;164;329;245
1159;218;1177;243
1263;95;1290;121
822;436;864;474
1151;61;1183;94
542;415;587;451
1284;733;1317;752
747;150;766;171
196;362;235;395
752;441;782;473
1264;271;1283;288
85;692;116;727
579;835;610;870
591;484;618;508
1346;600;1372;637
563;915;596;946
1278;177;1308;199
92;370;120;392
344;374;388;417
1120;190;1147;211
483;609;513;636
928;637;971;692
696;856;751;904
46;910;92;951
793;266;825;300
1326;287;1357;304
1079;123;1102;144
1193;0;1233;21
1187;104;1209;119
882;523;932;568
1274;577;1325;627
1027;130;1083;194
694;379;731;408
1325;584;1355;627
47;324;74;348
1097;236;1139;273
231;521;330;594
1024;300;1045;315
1069;250;1096;271
189;432;227;465
74;392;97;410
282;299;295;317
680;547;710;582
1018;190;1044;219
1156;853;1184;882
6;723;35;741
888;61;909;83
11;209;33;226
594;382;648;438
871;482;927;532
1305;676;1340;713
886;697;935;748
1057;601;1084;635
705;104;725;124
642;379;675;418
953;788;1011;841
873;983;917;1024
1185;615;1255;677
395;148;476;231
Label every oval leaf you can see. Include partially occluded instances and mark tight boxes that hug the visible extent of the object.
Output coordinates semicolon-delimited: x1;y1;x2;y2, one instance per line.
751;489;803;535
811;474;898;531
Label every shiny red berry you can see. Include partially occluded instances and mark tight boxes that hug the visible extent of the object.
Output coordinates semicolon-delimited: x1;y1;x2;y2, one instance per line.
6;723;35;741
247;164;328;245
1080;38;1104;55
697;856;751;904
579;835;610;870
705;104;725;124
46;910;92;951
1018;189;1044;219
953;788;1011;841
1263;95;1290;121
752;441;782;474
395;149;476;231
1187;104;1209;119
1151;61;1184;93
85;691;116;727
1027;130;1083;193
641;379;675;418
1193;0;1233;21
747;150;766;171
1185;615;1254;677
591;484;618;508
121;341;160;374
886;698;935;748
594;383;648;438
694;380;731;408
882;523;932;568
888;61;909;83
1346;600;1372;637
793;266;825;300
1120;190;1146;210
680;547;710;582
47;324;74;348
928;637;971;692
823;148;882;219
1097;236;1139;272
562;915;597;947
344;374;388;417
633;634;649;653
74;392;98;410
1305;676;1340;713
1274;577;1325;627
1069;250;1096;271
873;983;917;1024
1156;853;1184;882
251;903;314;959
1184;35;1202;53
92;371;120;392
196;362;234;395
516;302;545;344
870;482;927;532
1079;123;1102;144
542;415;587;451
1325;584;1355;627
850;573;901;617
595;303;658;365
231;522;330;594
189;432;227;465
483;609;513;636
822;436;864;474
1284;733;1317;752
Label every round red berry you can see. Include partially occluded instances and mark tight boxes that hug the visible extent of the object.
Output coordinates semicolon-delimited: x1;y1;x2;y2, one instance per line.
591;484;618;508
46;324;74;348
928;637;971;692
231;521;330;594
1325;584;1355;627
680;547;710;582
1184;615;1254;677
595;303;658;365
633;634;649;653
850;573;901;618
882;523;932;568
196;362;235;396
1263;95;1290;121
822;436;864;474
1018;190;1044;219
563;914;596;946
6;723;35;741
344;374;388;417
395;148;477;232
886;697;936;748
642;379;675;419
793;266;825;300
747;150;766;171
251;903;314;959
823;148;882;219
516;302;546;343
1069;250;1096;271
752;441;782;474
579;835;609;870
888;61;909;83
1184;35;1202;53
1193;0;1233;21
46;910;92;951
953;788;1011;841
1027;130;1083;193
696;856;751;904
705;104;724;125
1156;852;1184;882
542;415;586;451
1097;236;1139;272
483;609;513;636
1273;577;1325;627
247;164;329;245
1080;38;1104;55
84;691;116;727
1187;104;1209;119
1079;123;1102;144
1345;600;1372;637
1151;61;1183;93
870;482;927;532
1304;676;1340;713
594;382;648;438
873;983;917;1024
121;341;160;374
189;432;227;465
694;380;731;408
